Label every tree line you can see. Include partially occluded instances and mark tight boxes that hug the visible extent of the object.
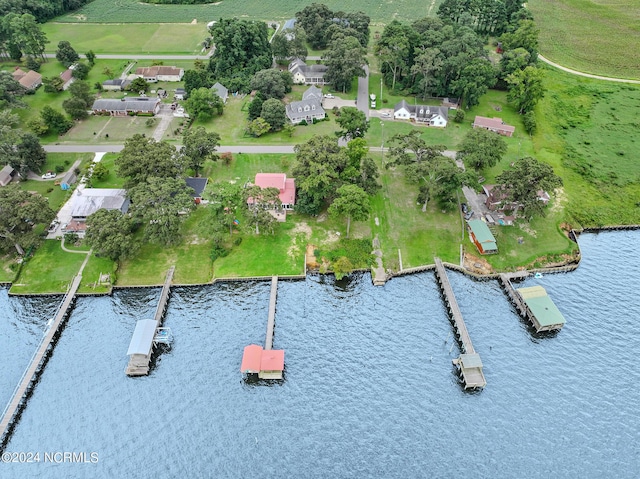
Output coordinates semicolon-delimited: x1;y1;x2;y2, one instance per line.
0;0;90;24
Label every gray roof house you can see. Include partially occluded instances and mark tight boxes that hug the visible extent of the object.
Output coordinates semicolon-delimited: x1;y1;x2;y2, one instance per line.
185;177;208;203
71;189;130;220
92;97;161;116
286;86;326;124
211;82;229;103
289;58;328;85
393;100;449;127
302;85;323;102
102;78;131;91
0;164;15;187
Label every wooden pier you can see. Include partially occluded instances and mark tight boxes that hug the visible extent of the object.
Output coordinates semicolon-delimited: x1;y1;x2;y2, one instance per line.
434;258;486;389
500;273;528;316
264;276;277;350
126;267;174;376
0;271;84;449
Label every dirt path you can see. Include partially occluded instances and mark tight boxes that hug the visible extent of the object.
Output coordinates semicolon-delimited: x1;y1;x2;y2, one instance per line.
538;55;640;84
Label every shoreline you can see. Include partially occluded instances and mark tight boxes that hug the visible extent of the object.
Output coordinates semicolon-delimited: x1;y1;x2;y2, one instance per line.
8;226;639;296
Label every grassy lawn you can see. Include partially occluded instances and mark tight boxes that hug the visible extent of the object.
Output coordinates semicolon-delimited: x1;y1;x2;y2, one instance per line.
203;153;294;183
77;254;117;294
10;240;87;294
528;0;640;80
195;94;340;145
60;115;158;144
369;153;462;270
0;256;18;283
89;153;125;188
55;0;443;24
116;208;214;286
42;23;208;55
214;221;305;277
529;67;640;227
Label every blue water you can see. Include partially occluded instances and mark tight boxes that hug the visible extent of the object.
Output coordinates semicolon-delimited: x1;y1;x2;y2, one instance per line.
1;231;639;478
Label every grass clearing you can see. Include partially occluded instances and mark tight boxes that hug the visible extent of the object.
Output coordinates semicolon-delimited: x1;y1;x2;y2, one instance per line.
42;23;208;54
89;153;125;188
10;240;86;294
528;0;640;80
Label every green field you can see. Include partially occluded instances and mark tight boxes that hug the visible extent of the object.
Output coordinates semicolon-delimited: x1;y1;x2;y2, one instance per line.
42;23;208;54
529;0;640;79
55;0;443;24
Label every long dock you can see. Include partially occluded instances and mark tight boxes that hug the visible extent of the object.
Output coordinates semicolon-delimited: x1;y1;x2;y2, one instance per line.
264;276;277;350
433;258;486;389
125;267;174;376
0;271;84;449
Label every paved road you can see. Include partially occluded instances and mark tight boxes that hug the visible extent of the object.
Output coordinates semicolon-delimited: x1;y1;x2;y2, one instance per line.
357;65;370;119
44;145;297;154
43;53;212;60
538;55;640;84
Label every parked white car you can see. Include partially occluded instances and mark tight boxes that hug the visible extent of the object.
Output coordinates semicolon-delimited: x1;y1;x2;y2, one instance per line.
324;93;335;99
42;171;56;179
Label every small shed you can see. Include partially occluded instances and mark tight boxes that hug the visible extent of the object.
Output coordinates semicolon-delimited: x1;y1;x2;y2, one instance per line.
0;164;15;187
60;169;77;190
517;286;566;332
467;219;497;254
211;82;228;103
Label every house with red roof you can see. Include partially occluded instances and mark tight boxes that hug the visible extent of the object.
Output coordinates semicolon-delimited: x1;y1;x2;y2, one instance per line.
473;116;515;137
59;68;74;90
12;67;42;90
247;173;296;214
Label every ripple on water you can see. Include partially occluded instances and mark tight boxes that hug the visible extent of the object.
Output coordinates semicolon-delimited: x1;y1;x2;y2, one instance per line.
1;231;640;478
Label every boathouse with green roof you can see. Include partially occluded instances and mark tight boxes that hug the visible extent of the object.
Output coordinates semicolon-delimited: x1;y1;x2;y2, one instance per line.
467;219;498;254
516;285;566;332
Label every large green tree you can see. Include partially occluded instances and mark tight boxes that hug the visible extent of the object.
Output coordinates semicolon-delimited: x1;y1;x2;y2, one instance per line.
5;13;48;60
250;69;291;99
324;34;367;93
40;106;72;135
260;98;286;131
295;3;333;49
328;184;370;238
495;157;563;219
85;209;136;261
181;127;220;176
115;134;184;188
130;177;195;245
456;128;508;170
0;185;54;254
506;65;545;114
208;18;271;89
184;87;223;121
450;58;496;108
55;40;79;67
292;135;348;214
335;107;369;141
243;185;281;235
63;80;94;120
209;182;242;236
0;70;26;108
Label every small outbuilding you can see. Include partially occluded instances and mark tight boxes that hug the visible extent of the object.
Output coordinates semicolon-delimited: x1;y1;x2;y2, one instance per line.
0;164;15;187
516;285;566;332
240;344;285;380
467;219;497;254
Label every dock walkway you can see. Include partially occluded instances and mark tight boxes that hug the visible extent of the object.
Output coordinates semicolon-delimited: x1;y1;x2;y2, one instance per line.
500;273;528;316
434;258;486;389
125;267;175;376
264;276;277;350
0;253;90;448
